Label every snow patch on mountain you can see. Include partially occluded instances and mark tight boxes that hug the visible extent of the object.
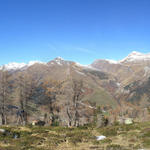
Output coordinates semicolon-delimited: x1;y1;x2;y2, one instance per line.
120;51;150;63
0;61;46;70
75;62;89;68
92;51;150;65
49;57;72;66
105;59;119;64
75;70;86;76
54;57;64;64
28;61;46;66
0;62;27;70
93;59;120;65
75;62;101;71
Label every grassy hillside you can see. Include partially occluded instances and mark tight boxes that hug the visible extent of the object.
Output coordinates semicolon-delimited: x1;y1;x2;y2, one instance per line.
83;88;117;108
0;121;150;150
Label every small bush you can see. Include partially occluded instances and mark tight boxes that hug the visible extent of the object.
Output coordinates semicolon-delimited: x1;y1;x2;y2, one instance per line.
100;127;117;136
106;144;123;150
51;121;59;126
101;138;112;144
141;128;150;137
143;138;150;148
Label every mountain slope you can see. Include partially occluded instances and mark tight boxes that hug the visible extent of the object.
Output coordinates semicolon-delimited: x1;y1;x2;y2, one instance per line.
0;57;119;125
91;51;150;86
1;51;150;124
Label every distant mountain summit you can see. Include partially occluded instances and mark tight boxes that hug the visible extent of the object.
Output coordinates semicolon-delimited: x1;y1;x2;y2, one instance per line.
1;51;150;71
1;51;150;87
0;61;46;71
48;57;74;66
120;51;150;63
92;51;150;66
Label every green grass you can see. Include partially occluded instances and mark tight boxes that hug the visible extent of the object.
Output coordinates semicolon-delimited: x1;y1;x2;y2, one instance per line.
0;121;149;149
86;88;117;108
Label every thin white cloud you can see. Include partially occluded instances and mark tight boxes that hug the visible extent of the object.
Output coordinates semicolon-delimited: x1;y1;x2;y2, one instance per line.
47;42;95;55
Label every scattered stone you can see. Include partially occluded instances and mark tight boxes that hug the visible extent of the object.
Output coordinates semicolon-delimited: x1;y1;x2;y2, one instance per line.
0;129;6;133
96;135;106;141
125;118;133;125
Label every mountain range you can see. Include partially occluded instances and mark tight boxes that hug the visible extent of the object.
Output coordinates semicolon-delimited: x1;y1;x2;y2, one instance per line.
2;51;150;70
1;51;150;125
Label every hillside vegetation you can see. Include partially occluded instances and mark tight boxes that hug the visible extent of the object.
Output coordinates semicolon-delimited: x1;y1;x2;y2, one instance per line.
0;121;150;150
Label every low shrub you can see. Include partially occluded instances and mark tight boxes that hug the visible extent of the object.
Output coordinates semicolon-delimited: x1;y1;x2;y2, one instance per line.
99;127;118;136
106;144;123;150
143;138;150;148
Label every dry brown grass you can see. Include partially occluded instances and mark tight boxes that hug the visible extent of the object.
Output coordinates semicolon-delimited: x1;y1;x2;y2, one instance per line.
0;122;150;150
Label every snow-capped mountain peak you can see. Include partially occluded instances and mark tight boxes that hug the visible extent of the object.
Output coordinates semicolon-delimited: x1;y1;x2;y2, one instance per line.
1;62;27;70
129;51;143;55
48;57;74;66
119;51;150;63
0;61;46;71
54;57;64;65
54;57;64;60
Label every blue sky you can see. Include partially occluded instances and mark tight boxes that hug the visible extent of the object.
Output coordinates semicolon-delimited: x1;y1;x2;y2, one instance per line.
0;0;150;65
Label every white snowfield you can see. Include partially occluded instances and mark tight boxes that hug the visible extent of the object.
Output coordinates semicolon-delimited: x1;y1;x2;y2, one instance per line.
0;61;46;70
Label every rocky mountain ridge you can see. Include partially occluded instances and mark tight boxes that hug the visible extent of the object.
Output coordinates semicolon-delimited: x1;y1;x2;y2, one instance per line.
2;51;150;70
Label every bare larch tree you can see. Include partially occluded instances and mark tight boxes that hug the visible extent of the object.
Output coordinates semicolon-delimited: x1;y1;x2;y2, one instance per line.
42;79;64;125
17;73;35;125
0;67;11;125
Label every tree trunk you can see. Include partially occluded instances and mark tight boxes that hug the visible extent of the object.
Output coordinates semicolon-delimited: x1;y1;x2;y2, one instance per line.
1;113;5;125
